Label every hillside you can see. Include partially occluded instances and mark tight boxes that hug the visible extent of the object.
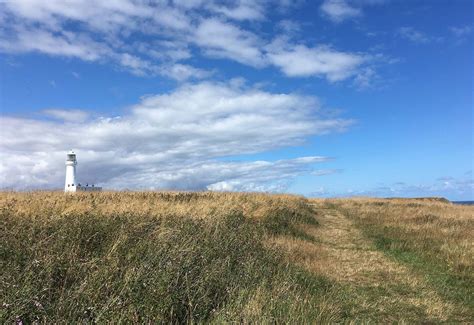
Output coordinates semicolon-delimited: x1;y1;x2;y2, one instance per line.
1;192;473;323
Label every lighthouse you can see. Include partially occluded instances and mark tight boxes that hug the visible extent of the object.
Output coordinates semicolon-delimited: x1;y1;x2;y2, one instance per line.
64;151;102;192
64;150;77;192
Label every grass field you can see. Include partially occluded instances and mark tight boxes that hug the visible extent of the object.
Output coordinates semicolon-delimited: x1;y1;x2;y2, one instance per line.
1;192;473;322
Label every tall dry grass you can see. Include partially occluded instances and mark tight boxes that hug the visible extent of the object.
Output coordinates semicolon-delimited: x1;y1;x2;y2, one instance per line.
3;192;472;322
0;191;313;223
0;191;337;323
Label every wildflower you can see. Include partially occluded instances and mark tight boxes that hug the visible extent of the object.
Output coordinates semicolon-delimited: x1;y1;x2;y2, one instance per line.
34;300;43;309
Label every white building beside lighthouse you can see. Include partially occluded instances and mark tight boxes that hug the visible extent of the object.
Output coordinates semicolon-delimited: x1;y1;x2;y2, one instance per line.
64;150;102;192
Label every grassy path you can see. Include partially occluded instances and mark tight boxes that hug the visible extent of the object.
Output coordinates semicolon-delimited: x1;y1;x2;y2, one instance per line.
272;205;460;322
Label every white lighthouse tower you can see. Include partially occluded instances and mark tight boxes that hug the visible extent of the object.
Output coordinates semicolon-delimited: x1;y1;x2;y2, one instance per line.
65;150;77;192
64;150;102;192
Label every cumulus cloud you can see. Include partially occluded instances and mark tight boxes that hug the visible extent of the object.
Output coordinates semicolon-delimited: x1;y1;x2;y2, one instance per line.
0;81;352;190
266;39;366;81
0;0;381;84
194;21;370;81
320;0;361;23
320;0;388;23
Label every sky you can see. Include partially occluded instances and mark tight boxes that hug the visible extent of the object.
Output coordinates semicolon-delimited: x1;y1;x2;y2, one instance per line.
0;0;472;200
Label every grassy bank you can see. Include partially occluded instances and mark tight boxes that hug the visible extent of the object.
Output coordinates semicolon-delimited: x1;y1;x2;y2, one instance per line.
0;191;338;323
2;192;473;322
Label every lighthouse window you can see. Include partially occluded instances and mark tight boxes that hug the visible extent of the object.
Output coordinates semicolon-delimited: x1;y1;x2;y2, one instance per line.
72;184;74;186
68;184;70;187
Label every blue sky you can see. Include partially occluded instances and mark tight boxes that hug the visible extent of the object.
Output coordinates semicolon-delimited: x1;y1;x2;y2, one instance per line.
0;0;472;200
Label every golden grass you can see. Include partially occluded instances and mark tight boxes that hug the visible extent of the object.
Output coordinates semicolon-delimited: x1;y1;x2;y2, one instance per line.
2;192;472;322
0;191;333;323
0;190;309;222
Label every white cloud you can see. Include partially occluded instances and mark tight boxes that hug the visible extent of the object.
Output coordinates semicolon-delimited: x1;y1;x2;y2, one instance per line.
0;81;352;190
159;63;213;81
139;40;192;62
397;27;443;44
117;53;154;76
450;25;472;38
107;155;332;192
449;25;472;45
277;20;301;35
311;169;342;176
4;0;154;33
193;20;371;82
209;0;266;21
320;0;361;23
0;24;165;76
320;0;388;23
351;0;388;5
353;67;376;89
0;21;213;79
397;27;429;43
266;39;366;81
342;177;474;200
206;158;321;192
0;26;109;61
0;0;380;84
310;176;474;200
0;1;202;79
174;0;267;21
43;109;90;123
193;18;266;67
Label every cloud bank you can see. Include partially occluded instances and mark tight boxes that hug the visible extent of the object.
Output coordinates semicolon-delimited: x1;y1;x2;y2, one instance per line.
0;81;351;191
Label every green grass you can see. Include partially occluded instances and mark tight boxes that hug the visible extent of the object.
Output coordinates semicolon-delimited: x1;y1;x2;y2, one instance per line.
262;206;319;242
370;229;474;311
345;211;474;321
